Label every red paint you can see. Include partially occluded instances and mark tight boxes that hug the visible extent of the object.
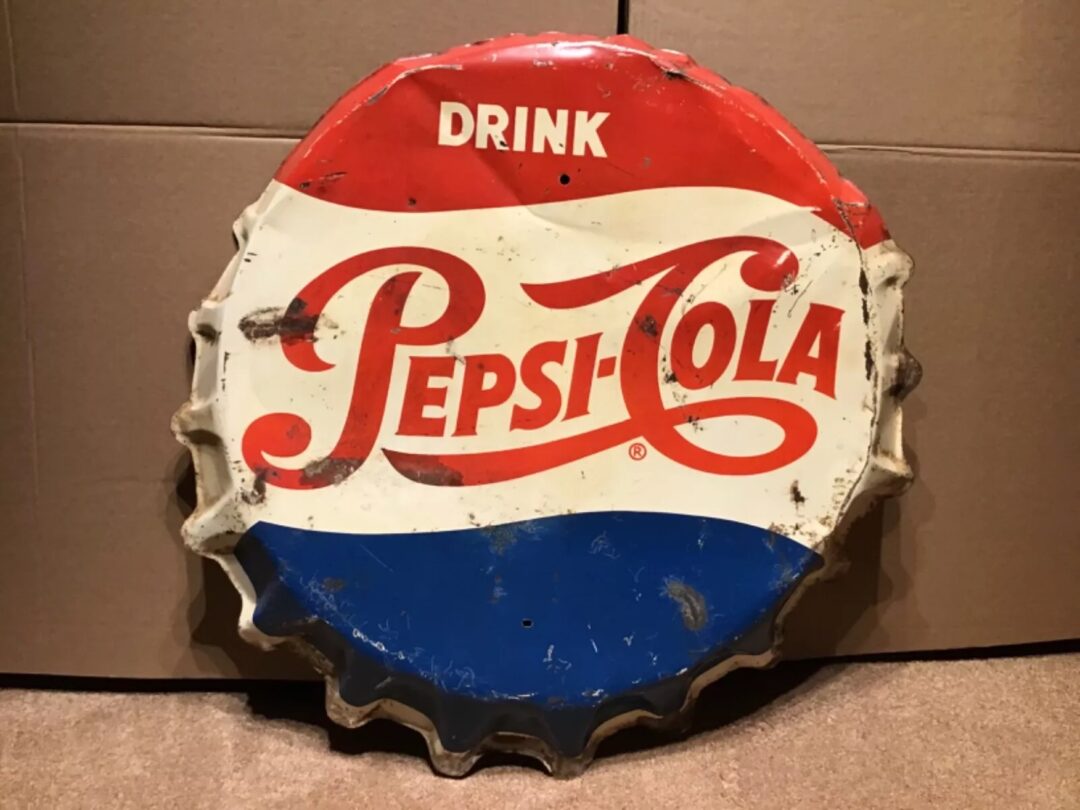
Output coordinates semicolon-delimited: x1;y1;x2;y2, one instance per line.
398;356;457;436
274;35;886;249
565;333;602;421
455;354;517;437
776;304;845;398
733;300;781;383
669;303;738;390
511;341;568;431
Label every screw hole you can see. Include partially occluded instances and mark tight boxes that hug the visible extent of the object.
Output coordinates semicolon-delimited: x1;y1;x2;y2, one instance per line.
558;173;571;186
521;619;534;629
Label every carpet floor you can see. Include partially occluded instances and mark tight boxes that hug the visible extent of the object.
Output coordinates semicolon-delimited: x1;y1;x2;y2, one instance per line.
1;652;1077;809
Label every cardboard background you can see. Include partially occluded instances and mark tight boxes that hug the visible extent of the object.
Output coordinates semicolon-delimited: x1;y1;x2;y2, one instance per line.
630;0;1080;151
5;0;615;131
1;3;1077;678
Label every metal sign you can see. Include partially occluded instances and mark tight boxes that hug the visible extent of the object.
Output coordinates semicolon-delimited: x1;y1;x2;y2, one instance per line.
174;33;918;776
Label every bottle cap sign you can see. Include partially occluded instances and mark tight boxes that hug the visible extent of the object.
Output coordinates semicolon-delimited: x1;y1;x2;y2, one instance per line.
174;33;917;776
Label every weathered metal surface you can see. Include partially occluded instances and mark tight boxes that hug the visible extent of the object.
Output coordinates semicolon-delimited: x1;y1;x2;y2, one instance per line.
173;33;918;776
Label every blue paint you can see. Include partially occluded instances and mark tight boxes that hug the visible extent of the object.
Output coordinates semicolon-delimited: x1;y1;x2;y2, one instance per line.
238;512;817;706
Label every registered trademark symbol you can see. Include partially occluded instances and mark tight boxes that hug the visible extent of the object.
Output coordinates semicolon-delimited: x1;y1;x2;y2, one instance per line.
628;442;648;461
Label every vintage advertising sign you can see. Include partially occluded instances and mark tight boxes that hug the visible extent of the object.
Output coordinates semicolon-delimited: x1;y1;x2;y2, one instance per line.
174;33;918;776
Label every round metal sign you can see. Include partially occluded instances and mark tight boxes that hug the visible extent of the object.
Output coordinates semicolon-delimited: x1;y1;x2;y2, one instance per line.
174;33;918;776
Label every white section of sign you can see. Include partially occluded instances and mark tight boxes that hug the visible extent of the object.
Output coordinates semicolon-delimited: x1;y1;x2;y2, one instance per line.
209;183;887;551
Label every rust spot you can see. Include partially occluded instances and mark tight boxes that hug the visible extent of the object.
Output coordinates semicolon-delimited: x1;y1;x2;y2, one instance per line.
299;457;363;487
302;172;349;195
657;283;685;297
397;458;465;487
241;470;267;505
889;350;923;399
446;340;465;365
239;299;319;343
664;578;708;632
323;577;345;593
864;340;875;380
858;269;871;326
194;323;219;344
365;86;390;105
790;481;806;506
664;369;678;384
483;523;518;556
637;314;659;337
663;68;688;80
184;429;221;447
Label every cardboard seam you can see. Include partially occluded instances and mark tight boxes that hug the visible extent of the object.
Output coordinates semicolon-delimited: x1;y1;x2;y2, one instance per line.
818;143;1080;162
1;0;17;117
8;123;45;634
617;0;631;34
10;126;36;498
0;121;306;140
2;121;1079;162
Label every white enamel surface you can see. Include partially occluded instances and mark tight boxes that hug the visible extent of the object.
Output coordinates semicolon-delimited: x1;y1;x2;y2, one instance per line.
194;182;903;552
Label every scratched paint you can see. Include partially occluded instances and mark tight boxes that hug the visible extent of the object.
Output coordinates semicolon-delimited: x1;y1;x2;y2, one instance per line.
173;33;917;776
236;513;818;703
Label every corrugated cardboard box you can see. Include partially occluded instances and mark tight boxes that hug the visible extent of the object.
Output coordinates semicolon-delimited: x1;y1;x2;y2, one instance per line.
7;0;612;132
631;0;1080;151
1;2;1076;679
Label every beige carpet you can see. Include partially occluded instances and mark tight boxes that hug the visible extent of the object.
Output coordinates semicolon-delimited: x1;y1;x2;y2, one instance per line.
1;653;1077;809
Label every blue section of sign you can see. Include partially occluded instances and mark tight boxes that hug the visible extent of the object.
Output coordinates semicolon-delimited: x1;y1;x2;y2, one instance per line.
239;513;817;706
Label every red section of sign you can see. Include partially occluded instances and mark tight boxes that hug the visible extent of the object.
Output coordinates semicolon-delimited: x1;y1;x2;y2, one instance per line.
274;34;887;248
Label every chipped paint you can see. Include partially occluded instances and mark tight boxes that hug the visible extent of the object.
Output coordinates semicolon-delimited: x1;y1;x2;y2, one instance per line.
663;578;709;632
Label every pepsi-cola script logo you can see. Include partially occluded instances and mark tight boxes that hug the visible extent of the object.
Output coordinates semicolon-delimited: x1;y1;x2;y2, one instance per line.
241;237;846;490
